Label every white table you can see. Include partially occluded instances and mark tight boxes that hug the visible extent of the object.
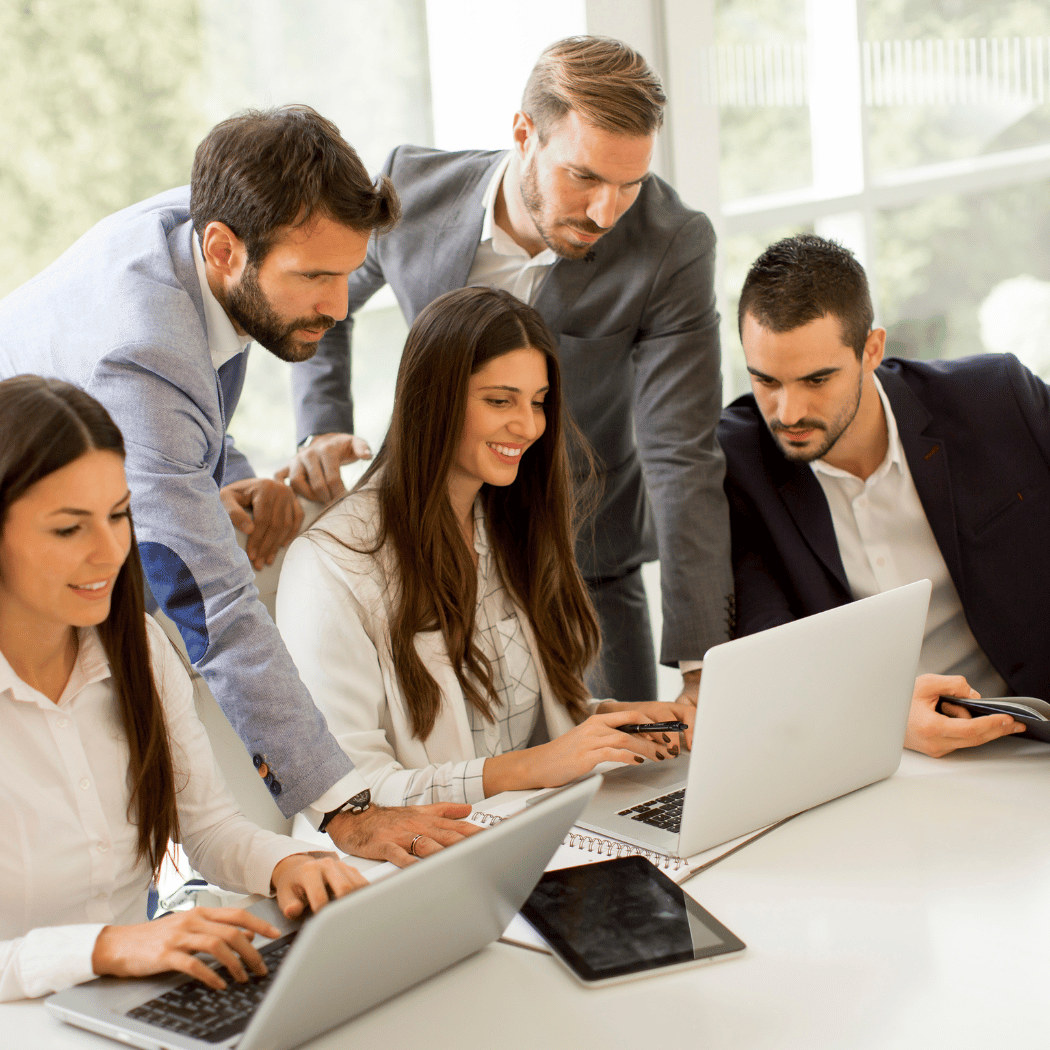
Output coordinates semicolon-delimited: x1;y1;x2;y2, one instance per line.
5;738;1049;1049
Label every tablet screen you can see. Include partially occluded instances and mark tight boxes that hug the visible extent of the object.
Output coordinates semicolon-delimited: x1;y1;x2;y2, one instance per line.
520;856;745;983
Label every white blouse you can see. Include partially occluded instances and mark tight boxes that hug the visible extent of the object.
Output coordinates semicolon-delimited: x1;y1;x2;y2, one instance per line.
277;490;587;808
0;616;319;1001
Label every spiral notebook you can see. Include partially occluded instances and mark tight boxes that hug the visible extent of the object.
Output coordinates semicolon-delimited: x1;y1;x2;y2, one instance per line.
470;798;792;954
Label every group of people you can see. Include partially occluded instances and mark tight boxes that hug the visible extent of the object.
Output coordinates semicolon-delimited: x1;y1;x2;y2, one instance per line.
0;34;1046;1003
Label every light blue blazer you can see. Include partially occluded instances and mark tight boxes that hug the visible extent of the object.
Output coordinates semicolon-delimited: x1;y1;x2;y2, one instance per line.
0;187;356;816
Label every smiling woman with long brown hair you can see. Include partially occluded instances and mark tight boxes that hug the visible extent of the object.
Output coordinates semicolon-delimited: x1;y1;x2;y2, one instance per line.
277;287;693;846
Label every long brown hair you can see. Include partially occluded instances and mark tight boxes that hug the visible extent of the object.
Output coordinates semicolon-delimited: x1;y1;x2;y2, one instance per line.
320;286;600;739
0;375;179;875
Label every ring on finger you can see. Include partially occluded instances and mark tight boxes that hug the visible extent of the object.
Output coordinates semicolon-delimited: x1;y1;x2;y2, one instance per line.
409;834;424;858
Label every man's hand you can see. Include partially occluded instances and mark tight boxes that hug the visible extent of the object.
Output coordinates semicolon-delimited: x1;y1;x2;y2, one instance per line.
905;673;1026;758
325;801;481;867
275;432;372;504
220;477;304;570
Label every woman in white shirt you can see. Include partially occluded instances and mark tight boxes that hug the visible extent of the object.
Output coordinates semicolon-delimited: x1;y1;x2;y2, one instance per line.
278;287;694;824
0;375;367;1001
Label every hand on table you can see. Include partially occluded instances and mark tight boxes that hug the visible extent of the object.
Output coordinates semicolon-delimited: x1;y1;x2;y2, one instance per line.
905;673;1025;758
325;801;481;868
275;433;372;504
220;477;304;570
270;853;369;919
92;908;282;991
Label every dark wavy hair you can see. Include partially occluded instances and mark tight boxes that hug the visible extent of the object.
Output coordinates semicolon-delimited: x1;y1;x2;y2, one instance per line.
190;104;400;266
316;287;600;740
0;375;179;876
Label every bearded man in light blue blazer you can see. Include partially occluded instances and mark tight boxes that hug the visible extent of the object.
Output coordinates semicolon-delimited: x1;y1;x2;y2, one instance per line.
286;38;735;709
0;106;480;862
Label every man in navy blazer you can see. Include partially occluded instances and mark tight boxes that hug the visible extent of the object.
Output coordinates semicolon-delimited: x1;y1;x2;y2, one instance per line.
719;234;1048;757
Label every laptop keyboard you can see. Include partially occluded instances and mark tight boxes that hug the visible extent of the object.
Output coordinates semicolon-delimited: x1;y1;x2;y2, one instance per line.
126;931;298;1043
618;788;685;833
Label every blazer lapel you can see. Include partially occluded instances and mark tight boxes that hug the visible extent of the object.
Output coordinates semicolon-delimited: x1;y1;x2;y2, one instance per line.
426;154;503;303
880;367;965;596
776;465;852;595
533;255;603;336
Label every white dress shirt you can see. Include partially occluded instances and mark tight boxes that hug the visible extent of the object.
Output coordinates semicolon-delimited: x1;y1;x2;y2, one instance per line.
0;616;319;1001
465;154;557;305
191;234;251;370
811;376;1008;698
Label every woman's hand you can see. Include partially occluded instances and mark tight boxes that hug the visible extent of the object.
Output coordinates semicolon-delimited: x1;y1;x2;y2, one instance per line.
91;908;282;990
596;699;696;751
482;710;671;795
270;853;369;919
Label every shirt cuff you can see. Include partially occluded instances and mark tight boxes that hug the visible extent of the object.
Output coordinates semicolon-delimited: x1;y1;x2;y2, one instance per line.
14;924;106;999
460;757;488;805
679;660;704;673
306;769;372;828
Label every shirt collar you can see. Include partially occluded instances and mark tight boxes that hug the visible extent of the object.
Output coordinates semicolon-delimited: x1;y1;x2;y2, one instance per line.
811;373;904;482
192;234;252;371
479;154;557;267
0;627;113;709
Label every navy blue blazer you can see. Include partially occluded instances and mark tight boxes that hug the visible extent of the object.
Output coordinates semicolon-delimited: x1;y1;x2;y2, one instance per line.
718;354;1050;699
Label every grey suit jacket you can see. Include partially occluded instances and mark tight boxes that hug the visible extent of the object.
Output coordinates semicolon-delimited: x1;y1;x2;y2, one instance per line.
293;147;733;662
0;186;360;817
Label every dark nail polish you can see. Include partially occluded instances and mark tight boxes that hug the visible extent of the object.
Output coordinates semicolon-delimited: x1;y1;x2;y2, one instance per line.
634;755;645;763
669;746;679;756
656;752;665;760
662;734;671;743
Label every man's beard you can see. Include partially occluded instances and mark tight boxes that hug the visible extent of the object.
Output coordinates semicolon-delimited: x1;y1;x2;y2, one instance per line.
223;266;335;363
767;373;863;462
519;158;599;262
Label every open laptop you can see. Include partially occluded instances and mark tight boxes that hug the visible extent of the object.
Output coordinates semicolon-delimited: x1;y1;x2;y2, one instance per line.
46;776;601;1050
577;580;932;858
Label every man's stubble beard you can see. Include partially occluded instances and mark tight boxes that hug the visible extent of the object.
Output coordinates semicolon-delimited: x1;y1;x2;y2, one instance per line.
768;369;863;463
519;157;599;263
222;265;334;364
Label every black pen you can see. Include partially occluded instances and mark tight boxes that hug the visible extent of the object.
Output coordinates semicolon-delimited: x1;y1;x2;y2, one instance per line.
619;720;689;735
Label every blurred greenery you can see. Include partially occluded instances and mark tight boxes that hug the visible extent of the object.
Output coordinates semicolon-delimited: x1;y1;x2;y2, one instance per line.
716;0;811;200
715;0;1050;378
0;0;431;475
0;0;209;298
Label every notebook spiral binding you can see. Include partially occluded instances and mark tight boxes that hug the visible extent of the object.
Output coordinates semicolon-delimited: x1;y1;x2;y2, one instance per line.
469;811;685;871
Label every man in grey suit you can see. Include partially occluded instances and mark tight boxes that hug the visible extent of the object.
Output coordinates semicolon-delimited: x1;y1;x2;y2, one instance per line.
0;106;479;863
286;37;734;707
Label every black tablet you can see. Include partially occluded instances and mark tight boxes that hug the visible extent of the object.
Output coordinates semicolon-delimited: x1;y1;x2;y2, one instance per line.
520;855;745;986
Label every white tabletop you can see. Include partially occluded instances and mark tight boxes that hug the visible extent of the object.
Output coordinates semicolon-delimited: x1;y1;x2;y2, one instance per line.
5;738;1049;1049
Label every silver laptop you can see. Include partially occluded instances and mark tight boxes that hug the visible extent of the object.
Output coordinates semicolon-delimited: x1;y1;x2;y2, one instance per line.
46;776;601;1050
577;580;931;858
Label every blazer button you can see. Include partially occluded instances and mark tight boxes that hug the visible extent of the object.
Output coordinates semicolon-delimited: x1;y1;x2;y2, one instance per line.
268;778;282;796
252;754;264;769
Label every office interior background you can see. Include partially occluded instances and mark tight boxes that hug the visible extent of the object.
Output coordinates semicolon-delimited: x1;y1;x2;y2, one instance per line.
3;0;1049;701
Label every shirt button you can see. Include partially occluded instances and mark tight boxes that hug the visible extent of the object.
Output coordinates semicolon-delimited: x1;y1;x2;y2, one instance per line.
80;778;91;790
57;718;69;728
876;557;886;567
96;892;108;901
97;841;110;853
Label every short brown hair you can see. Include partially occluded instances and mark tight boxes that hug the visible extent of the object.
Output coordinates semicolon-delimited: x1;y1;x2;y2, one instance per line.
738;234;874;359
522;36;666;142
190;105;400;265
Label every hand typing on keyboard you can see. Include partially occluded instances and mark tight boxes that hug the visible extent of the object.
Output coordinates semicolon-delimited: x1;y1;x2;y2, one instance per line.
92;907;284;991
